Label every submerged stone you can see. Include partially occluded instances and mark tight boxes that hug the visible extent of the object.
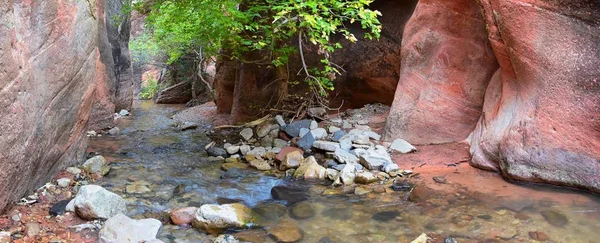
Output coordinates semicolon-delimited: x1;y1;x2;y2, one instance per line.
541;209;568;227
290;202;316;220
371;210;400;222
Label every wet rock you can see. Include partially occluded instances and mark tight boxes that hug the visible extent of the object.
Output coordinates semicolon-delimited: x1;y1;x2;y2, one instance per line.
444;238;458;243
283;120;312;137
275;115;286;127
296;132;315;151
207;147;228;157
225;157;241;163
318;237;336;243
498;227;517;240
66;167;82;175
273;139;288;148
271;184;310;205
390;179;414;192
433;176;448;184
257;123;279;138
234;229;268;243
541;209;568;227
280;151;304;170
331;130;346;142
192;203;256;234
82;155;111;176
311;128;328;140
126;180;152;194
254;202;287;222
0;232;10;243
528;231;549;241
221;162;249;171
290;202;315;220
49;199;72;216
333;148;359;164
57;178;71;188
269;220;303;242
339;163;356;185
99;214;162;243
371;210;400;222
293;156;327;180
25;222;41;237
214;234;239;243
354;187;371;195
249;159;271;171
73;185;127;220
240;128;254;141
299;128;310;138
389;139;417;153
355;171;378;184
171;207;197;225
312;141;340;152
108;126;121;135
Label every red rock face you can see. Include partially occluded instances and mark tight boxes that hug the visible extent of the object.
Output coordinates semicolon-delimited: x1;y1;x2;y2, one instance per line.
469;0;600;192
384;0;498;144
385;0;600;192
0;0;113;212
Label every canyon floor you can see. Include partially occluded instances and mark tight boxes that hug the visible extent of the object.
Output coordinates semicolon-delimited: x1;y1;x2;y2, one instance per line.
1;100;599;243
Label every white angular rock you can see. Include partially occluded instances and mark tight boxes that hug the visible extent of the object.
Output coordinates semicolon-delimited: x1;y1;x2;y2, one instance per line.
192;203;255;233
389;138;417;154
333;148;359;164
310;120;318;130
239;145;251;155
99;214;163;243
384;163;400;173
326;168;340;181
310;128;328;140
226;146;240;155
339;162;356;185
357;146;393;171
299;128;310;138
73;185;127;220
65;199;75;213
312;141;340;152
275;115;286;127
352;135;371;145
119;109;130;116
240;128;254;141
66;167;82;175
328;126;341;134
348;129;381;141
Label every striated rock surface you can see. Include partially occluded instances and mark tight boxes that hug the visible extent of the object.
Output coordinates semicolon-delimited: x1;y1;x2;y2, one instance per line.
0;0;117;212
384;0;498;144
469;0;600;192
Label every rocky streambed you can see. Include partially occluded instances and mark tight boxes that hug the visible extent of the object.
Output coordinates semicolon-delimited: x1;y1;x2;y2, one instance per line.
1;101;600;243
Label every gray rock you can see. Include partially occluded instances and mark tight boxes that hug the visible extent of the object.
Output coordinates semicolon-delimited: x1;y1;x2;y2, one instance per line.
297;132;315;151
280;151;304;170
273;139;288;148
342;121;352;129
73;185;127;220
118;109;130;116
384;163;400;173
357;146;393;171
310;128;327;140
283;120;312;137
82;155;110;175
66;167;82;175
331;130;346;142
99;214;163;243
247;147;267;158
192;203;255;233
339;138;353;151
275;115;286;127
226;146;240;155
332;164;346;171
240;145;251;155
348;129;381;141
308;107;327;118
180;122;199;131
257;123;279;138
389;139;417;154
57;178;71;188
312;141;340;152
240;128;254;141
326;169;340;181
339;163;356;185
108;127;121;135
214;234;239;243
352;135;371;145
333;148;359;164
299;128;310;138
260;137;274;147
207;147;228;157
249;159;271;171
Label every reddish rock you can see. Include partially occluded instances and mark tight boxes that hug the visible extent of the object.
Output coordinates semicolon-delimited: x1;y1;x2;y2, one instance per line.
170;207;197;225
276;147;304;162
384;0;498;144
469;0;600;192
0;0;117;212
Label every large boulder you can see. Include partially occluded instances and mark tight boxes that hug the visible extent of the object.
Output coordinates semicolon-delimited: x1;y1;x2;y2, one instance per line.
469;0;600;192
99;214;163;243
73;185;127;220
0;0;116;212
384;0;498;144
192;203;256;234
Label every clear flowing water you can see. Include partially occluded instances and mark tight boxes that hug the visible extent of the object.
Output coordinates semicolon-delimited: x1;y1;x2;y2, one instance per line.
88;101;600;243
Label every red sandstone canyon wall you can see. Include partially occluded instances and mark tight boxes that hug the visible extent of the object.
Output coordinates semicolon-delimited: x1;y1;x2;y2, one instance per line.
385;0;600;192
0;0;119;212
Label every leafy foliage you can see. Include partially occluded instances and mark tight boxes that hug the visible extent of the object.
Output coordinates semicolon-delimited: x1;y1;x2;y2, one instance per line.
139;78;160;100
133;0;382;96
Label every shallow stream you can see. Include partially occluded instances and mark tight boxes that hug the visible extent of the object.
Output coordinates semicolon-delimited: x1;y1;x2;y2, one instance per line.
88;101;600;243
